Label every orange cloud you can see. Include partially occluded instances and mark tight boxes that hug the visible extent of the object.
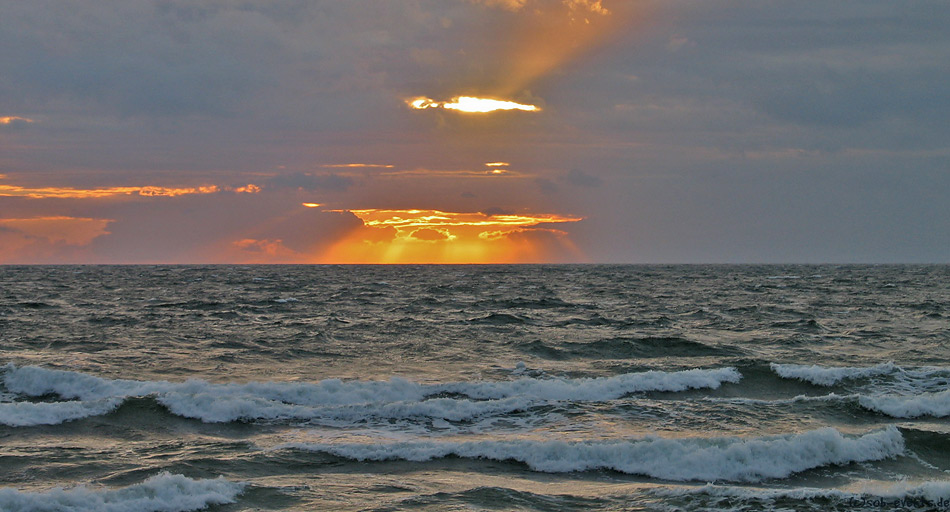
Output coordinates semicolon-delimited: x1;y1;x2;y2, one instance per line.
322;163;395;169
0;116;34;125
233;184;262;194
319;208;583;263
0;216;113;263
0;181;261;199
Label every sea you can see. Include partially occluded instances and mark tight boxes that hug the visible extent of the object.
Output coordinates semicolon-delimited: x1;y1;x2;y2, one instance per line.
1;264;948;512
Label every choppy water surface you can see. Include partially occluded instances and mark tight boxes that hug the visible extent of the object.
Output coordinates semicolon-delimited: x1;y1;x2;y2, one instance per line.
1;265;948;511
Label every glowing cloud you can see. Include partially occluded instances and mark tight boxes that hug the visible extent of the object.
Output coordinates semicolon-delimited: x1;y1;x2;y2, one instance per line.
302;203;322;208
233;184;262;194
322;163;395;169
407;96;540;113
0;116;34;125
319;209;583;263
0;182;240;199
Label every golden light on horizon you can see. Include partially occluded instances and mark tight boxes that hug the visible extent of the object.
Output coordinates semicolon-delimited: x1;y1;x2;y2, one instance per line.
407;96;540;113
302;202;322;208
485;162;510;167
319;208;583;264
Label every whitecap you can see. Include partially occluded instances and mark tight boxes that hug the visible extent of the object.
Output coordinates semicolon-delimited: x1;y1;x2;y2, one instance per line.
3;364;741;424
770;362;897;386
276;426;904;483
0;473;244;512
0;398;123;427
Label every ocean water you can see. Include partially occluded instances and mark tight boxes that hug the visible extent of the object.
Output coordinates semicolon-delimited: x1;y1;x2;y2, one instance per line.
1;264;948;512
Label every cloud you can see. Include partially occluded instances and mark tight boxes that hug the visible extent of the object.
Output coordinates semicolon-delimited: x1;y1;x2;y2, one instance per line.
564;169;602;187
470;0;608;15
409;228;452;241
535;177;559;195
0;116;33;130
0;216;111;246
321;163;394;169
480;206;514;216
0;182;230;199
232;238;290;258
266;173;354;192
321;208;583;263
0;216;113;263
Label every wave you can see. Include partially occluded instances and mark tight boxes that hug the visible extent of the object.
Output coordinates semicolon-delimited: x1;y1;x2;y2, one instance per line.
515;337;737;360
277;426;904;483
770;362;897;386
0;398;123;427
859;390;950;418
658;480;950;508
1;364;740;425
0;473;244;512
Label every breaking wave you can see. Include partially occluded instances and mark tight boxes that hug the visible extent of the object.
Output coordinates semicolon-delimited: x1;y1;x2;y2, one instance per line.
0;473;244;512
859;390;950;418
277;426;904;483
1;364;740;425
658;480;950;510
770;362;898;386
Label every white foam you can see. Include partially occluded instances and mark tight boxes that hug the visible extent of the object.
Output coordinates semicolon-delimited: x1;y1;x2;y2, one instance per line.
277;426;904;483
702;392;857;406
859;390;950;418
156;393;534;423
438;367;742;401
770;362;897;386
0;472;244;512
660;480;950;506
3;364;740;424
0;398;122;427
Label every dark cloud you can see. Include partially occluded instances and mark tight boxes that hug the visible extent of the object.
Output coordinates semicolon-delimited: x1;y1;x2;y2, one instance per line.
563;169;602;187
266;173;354;192
480;207;513;216
535;177;559;195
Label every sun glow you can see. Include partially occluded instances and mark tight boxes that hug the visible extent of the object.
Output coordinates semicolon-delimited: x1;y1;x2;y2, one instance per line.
407;96;540;113
319;209;583;264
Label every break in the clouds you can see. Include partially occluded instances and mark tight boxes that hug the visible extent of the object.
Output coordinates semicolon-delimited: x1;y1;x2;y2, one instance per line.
0;0;947;263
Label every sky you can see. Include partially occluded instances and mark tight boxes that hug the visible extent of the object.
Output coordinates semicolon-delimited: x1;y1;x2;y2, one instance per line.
1;0;948;264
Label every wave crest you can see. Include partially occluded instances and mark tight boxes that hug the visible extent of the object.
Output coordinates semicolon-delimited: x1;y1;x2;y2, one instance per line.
277;426;904;483
0;473;244;512
1;364;741;425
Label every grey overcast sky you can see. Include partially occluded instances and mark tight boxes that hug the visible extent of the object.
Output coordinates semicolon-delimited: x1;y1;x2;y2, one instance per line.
1;0;948;263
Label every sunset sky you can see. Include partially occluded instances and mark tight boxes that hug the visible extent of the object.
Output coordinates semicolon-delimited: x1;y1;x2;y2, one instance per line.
1;0;947;263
